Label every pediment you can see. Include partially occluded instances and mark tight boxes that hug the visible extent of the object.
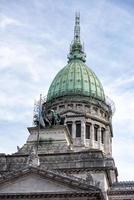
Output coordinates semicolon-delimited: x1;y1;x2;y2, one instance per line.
0;167;99;194
0;168;77;193
0;173;77;193
0;166;101;196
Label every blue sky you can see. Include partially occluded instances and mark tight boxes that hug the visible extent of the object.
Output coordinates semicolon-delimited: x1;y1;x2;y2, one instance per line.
0;0;134;181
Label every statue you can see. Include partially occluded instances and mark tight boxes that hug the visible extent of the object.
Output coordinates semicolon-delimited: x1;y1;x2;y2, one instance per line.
50;110;61;125
33;98;65;128
48;109;65;126
42;106;51;127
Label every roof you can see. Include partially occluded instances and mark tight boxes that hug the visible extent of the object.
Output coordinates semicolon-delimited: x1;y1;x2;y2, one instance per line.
47;60;105;102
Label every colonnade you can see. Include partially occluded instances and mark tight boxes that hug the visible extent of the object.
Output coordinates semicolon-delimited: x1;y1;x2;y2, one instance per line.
66;120;112;155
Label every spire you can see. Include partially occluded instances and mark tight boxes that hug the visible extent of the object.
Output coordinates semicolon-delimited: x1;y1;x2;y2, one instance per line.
68;12;86;63
74;12;80;43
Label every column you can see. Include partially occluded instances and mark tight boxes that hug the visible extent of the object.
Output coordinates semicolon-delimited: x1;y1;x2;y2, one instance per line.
72;121;76;140
105;126;112;156
81;120;86;145
90;124;94;149
98;127;101;150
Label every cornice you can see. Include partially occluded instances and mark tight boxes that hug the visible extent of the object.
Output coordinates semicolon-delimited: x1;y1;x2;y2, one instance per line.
0;191;104;199
108;190;134;195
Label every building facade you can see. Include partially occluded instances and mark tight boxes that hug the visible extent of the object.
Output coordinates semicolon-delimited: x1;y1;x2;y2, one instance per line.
0;13;133;200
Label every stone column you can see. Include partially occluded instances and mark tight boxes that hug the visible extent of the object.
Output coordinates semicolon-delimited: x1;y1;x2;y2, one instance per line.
98;126;101;150
90;124;94;149
65;103;67;111
105;126;112;156
72;121;76;139
81;120;86;145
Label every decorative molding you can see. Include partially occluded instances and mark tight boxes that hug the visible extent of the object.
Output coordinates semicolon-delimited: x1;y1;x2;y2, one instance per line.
0;191;104;199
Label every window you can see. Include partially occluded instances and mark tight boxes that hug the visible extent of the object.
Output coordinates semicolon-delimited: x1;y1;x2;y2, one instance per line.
76;121;81;137
76;104;82;107
59;105;65;110
94;125;98;141
101;128;105;144
66;121;72;136
68;104;73;108
86;123;91;139
52;107;57;111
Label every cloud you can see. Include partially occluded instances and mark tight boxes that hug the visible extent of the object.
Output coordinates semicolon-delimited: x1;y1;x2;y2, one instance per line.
104;73;134;180
0;44;41;81
0;15;21;29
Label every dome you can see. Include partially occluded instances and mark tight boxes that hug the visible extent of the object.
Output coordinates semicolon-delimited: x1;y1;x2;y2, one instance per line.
47;60;105;102
47;13;105;102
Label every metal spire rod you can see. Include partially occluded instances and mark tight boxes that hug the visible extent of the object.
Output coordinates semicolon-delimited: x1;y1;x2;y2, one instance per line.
74;12;80;43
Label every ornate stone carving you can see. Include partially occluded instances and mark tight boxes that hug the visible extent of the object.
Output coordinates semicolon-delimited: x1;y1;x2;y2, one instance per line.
27;146;40;167
86;172;94;185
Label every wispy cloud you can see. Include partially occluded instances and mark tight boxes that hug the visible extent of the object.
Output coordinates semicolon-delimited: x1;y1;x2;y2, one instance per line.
0;14;21;29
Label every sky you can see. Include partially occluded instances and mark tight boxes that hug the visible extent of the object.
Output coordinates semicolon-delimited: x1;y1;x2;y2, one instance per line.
0;0;134;181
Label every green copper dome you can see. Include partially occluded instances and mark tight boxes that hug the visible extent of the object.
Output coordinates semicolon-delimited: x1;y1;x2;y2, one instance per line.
47;13;105;102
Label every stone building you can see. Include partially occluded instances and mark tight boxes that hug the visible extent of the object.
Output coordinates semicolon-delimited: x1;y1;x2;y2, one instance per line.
0;13;133;200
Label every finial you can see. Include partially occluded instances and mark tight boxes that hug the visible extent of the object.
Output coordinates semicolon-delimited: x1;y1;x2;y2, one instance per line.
67;13;86;63
74;12;80;43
